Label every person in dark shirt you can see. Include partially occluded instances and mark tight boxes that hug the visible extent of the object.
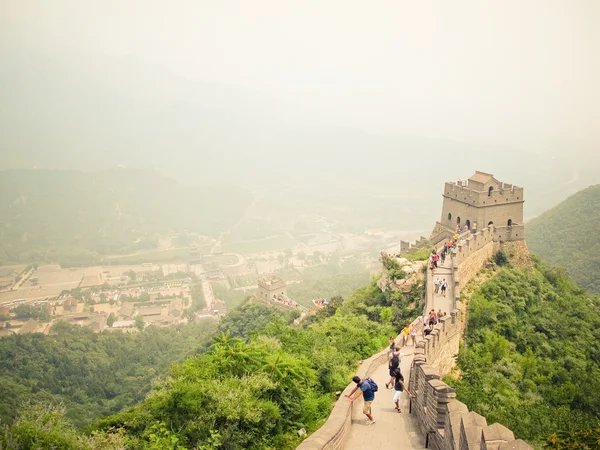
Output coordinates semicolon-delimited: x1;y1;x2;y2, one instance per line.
391;369;413;412
346;376;376;425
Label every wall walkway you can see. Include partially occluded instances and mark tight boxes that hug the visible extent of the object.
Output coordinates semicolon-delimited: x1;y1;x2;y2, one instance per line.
297;232;534;450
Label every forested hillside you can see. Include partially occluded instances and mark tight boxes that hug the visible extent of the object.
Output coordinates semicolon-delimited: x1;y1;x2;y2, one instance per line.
448;256;600;448
0;280;420;449
0;321;217;428
0;169;252;266
527;185;600;294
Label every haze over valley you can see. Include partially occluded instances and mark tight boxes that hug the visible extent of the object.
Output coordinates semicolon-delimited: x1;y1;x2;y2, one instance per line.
0;2;599;449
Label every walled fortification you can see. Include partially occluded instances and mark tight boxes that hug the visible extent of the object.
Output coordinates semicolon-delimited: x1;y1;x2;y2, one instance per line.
296;344;392;450
297;237;534;450
408;240;534;450
452;226;499;289
434;171;525;243
297;173;533;450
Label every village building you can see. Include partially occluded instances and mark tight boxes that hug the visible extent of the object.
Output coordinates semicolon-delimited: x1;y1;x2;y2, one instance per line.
0;306;10;319
137;306;163;318
119;302;135;319
17;318;40;335
111;320;136;328
62;297;78;312
169;298;183;317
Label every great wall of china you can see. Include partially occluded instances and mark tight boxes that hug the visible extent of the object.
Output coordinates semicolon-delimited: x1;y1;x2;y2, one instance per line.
297;172;534;450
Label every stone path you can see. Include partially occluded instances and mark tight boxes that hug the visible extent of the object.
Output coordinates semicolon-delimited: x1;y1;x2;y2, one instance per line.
429;255;455;316
343;344;426;450
343;250;458;450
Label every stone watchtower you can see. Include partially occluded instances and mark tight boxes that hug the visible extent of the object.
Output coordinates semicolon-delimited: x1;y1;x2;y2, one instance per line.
432;171;525;242
257;275;288;301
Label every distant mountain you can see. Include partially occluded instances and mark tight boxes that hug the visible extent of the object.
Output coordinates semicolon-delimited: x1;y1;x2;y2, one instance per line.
2;46;598;230
527;185;600;293
0;169;252;266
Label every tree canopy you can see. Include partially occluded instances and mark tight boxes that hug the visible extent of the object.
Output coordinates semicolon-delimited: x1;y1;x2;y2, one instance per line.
527;184;600;294
0;277;420;449
447;257;600;448
0;321;217;429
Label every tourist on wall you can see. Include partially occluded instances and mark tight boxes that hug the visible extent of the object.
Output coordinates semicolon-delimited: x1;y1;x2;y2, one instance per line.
388;336;396;352
410;324;418;346
392;370;413;413
346;376;377;425
401;324;411;346
386;348;414;388
428;309;437;329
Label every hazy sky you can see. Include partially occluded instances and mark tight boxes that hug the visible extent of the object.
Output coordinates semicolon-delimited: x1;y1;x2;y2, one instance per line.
2;0;599;147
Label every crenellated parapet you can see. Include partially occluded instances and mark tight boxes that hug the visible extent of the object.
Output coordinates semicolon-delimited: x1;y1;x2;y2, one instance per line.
409;306;534;450
433;171;525;243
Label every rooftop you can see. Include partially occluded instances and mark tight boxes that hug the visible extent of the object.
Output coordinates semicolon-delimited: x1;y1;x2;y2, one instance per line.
468;171;495;184
258;275;287;288
17;319;40;335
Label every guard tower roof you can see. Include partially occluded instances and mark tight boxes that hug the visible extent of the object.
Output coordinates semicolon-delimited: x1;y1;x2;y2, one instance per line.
468;171;496;184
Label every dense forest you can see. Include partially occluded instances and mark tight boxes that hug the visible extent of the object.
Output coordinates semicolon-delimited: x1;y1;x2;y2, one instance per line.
0;277;419;449
0;169;252;266
527;185;600;294
0;321;217;429
447;254;600;448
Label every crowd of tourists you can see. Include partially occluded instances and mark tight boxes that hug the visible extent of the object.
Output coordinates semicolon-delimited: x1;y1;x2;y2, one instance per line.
347;238;457;427
429;223;479;271
347;311;452;425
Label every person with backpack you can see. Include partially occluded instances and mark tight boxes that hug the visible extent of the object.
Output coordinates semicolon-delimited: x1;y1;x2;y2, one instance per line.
385;348;413;388
441;278;448;297
346;376;378;425
392;369;413;412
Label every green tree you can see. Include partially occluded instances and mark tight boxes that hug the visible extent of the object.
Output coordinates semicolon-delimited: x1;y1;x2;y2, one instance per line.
106;313;116;327
448;259;600;447
1;403;86;450
134;315;145;332
494;249;509;266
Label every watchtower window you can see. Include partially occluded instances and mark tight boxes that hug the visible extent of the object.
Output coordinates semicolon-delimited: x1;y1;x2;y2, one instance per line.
507;219;512;227
465;219;471;229
488;186;493;196
457;216;461;225
448;213;452;221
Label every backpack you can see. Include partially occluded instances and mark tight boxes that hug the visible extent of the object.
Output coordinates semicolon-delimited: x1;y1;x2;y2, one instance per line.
390;356;400;369
364;377;378;392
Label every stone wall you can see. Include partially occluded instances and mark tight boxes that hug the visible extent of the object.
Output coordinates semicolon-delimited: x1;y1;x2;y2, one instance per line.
409;309;533;450
452;227;499;290
408;261;534;450
296;345;390;450
297;227;533;450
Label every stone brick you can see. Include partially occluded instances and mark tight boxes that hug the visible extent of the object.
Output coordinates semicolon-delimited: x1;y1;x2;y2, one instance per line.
497;440;535;450
481;423;515;450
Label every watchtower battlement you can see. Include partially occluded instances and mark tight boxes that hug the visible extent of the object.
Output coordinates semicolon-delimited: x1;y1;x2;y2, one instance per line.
434;171;525;242
257;275;288;301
